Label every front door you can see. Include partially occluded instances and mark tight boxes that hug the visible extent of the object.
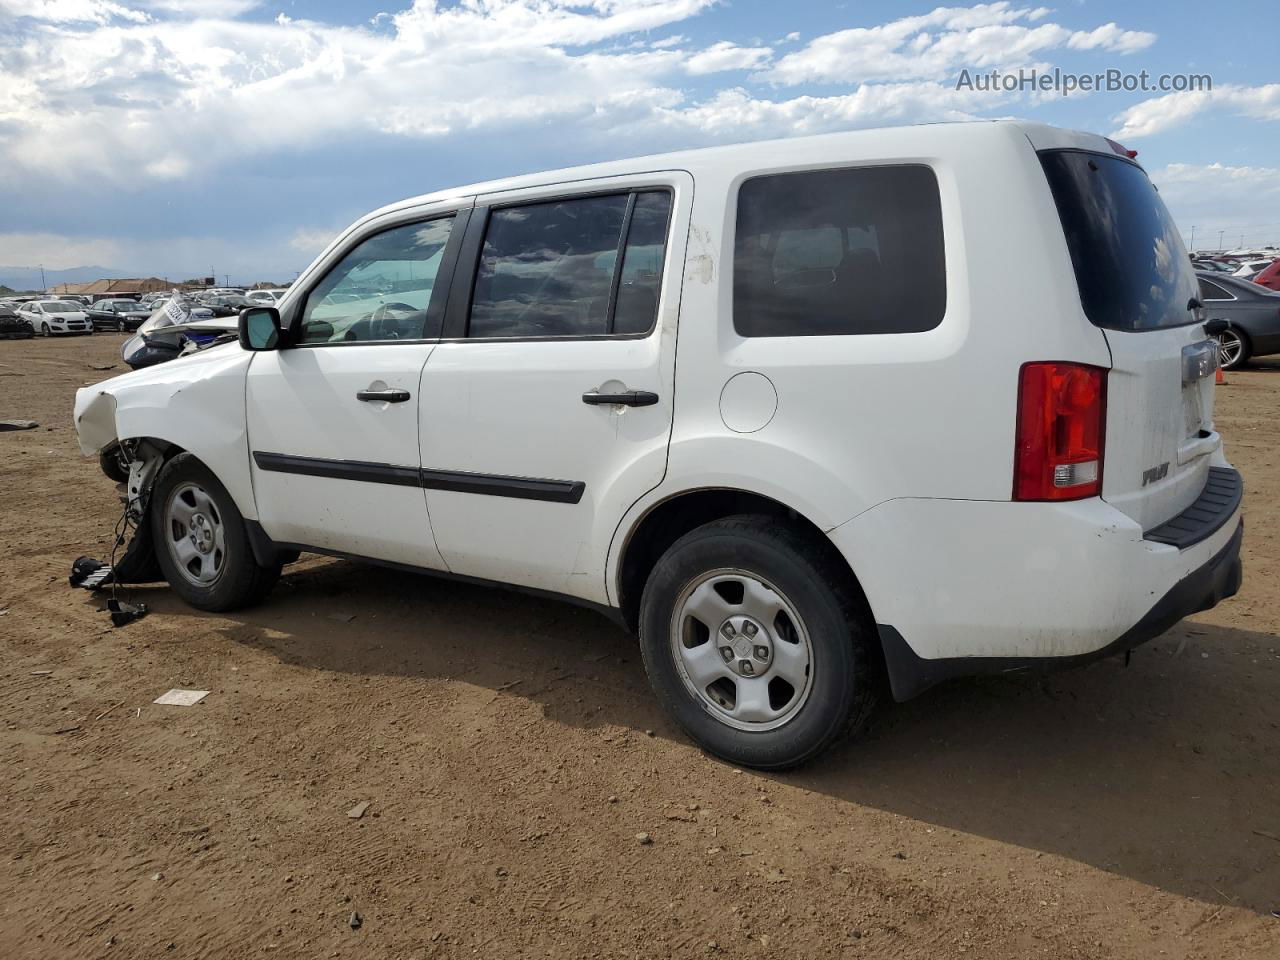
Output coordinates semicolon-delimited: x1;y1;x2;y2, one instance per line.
246;205;468;567
418;174;691;603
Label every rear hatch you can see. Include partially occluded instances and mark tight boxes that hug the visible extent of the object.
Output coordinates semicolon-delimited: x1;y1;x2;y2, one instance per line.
1038;147;1218;532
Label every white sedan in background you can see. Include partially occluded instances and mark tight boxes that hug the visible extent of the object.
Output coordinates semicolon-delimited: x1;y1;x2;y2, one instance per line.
245;288;289;306
17;300;93;336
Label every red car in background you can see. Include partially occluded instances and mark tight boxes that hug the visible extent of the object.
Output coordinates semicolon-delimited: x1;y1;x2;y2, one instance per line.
1251;259;1280;292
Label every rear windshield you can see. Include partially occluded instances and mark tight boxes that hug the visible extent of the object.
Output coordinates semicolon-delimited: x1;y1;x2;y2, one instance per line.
1039;150;1197;331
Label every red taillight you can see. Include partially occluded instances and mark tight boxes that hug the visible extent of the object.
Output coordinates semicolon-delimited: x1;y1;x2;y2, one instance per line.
1014;362;1107;501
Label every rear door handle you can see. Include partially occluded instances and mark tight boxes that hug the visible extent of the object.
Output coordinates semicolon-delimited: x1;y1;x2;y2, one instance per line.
357;388;411;403
582;390;660;407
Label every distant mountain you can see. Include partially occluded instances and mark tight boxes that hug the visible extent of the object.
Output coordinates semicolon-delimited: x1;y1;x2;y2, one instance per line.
0;265;125;292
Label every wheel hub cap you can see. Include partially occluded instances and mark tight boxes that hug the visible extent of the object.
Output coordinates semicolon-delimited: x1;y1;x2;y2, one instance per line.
165;482;226;586
718;616;772;676
670;569;814;732
189;513;215;554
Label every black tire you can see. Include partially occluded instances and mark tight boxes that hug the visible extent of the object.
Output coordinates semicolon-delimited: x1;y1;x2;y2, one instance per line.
99;443;131;483
40;322;50;337
638;515;878;770
150;452;280;611
1217;327;1251;370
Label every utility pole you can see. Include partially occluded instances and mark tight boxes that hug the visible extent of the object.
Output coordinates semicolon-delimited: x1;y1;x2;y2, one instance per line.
1189;226;1196;251
1218;230;1225;251
38;264;46;291
1239;235;1245;250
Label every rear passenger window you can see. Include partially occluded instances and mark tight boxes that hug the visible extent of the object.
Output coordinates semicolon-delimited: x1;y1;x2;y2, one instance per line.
469;190;672;339
733;166;946;337
1198;279;1231;301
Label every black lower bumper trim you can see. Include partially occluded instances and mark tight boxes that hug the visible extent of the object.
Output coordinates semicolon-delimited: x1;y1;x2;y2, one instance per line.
879;519;1244;701
1145;466;1242;549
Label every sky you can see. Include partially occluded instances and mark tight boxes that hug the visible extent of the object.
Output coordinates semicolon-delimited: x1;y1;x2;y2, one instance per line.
0;0;1276;286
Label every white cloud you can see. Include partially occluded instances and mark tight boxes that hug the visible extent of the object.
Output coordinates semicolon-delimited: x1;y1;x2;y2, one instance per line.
0;232;122;268
1112;83;1280;138
684;41;772;75
650;82;1000;138
1066;22;1155;54
289;226;340;256
140;1;260;16
0;0;1176;192
0;0;148;23
1150;162;1280;249
761;3;1153;86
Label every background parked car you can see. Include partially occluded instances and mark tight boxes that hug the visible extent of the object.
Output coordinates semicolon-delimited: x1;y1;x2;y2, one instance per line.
245;288;288;306
121;302;237;369
85;298;152;332
1249;259;1280;292
1197;271;1280;368
0;303;34;339
16;299;93;336
1232;258;1275;280
198;294;257;317
1192;257;1234;273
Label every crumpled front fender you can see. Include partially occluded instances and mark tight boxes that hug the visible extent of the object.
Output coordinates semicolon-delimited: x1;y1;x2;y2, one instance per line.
74;389;119;456
70;346;258;521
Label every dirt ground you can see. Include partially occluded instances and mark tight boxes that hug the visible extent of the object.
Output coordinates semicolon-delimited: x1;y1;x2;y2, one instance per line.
0;334;1277;960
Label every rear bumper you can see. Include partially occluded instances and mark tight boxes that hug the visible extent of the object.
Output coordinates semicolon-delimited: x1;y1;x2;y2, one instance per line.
875;520;1242;699
829;467;1244;700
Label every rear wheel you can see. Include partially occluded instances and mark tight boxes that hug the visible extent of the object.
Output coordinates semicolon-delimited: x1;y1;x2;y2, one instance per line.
1216;327;1250;370
150;453;279;611
638;515;878;770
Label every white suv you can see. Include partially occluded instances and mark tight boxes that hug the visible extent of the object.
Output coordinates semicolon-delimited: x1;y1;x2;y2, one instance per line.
74;121;1243;768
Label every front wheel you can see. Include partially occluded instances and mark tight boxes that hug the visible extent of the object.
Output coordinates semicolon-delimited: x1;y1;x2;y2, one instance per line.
150;453;280;611
638;515;878;770
40;322;50;337
1216;327;1250;370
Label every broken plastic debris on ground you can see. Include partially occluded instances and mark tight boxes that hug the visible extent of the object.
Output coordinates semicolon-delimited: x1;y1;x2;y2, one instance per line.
153;689;210;707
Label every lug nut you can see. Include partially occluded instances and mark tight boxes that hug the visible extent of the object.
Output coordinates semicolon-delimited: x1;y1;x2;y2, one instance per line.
743;622;758;637
719;646;734;662
754;645;769;660
720;623;736;639
740;661;754;676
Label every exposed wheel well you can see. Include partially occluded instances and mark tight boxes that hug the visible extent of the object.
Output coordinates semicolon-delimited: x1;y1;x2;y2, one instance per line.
616;488;875;637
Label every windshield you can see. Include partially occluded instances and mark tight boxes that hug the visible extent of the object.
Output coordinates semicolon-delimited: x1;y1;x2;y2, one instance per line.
116;300;144;310
43;301;79;313
1039;150;1197;331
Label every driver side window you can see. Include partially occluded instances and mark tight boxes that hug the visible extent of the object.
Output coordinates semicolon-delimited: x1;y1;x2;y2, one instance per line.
299;215;456;344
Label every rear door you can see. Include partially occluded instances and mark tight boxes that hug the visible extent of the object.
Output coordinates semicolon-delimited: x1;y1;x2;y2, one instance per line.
417;173;690;602
1039;149;1217;531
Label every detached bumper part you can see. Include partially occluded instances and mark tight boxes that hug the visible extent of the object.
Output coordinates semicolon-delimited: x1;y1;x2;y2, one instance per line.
880;519;1244;700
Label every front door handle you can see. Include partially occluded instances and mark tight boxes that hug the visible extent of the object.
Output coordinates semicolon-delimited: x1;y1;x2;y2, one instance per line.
357;388;411;403
582;390;660;407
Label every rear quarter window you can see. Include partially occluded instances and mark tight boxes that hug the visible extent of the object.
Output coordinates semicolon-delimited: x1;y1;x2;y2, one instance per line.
733;165;946;337
1039;150;1197;331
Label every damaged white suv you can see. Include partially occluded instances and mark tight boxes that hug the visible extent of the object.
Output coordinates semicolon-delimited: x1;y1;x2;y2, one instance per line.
75;121;1243;768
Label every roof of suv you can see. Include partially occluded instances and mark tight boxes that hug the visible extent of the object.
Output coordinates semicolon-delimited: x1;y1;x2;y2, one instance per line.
353;119;1113;229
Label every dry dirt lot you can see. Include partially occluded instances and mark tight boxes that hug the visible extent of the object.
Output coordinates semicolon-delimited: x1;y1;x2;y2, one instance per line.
1;334;1277;959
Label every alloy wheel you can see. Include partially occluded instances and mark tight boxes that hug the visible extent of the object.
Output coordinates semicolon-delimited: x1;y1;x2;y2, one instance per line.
1216;330;1244;368
164;481;227;586
669;569;814;732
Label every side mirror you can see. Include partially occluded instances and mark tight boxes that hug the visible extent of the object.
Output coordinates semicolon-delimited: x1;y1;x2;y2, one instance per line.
239;306;282;351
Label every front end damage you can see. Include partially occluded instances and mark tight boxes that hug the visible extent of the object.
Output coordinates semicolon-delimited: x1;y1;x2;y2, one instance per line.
73;389;168;586
73;346;258;590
